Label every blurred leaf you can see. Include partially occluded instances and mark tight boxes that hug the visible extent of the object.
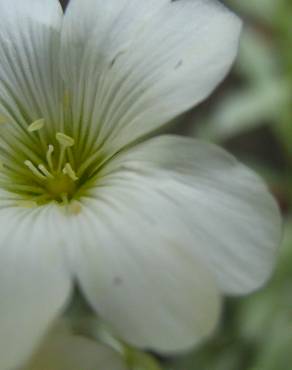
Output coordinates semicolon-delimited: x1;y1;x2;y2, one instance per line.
170;335;251;370
237;27;279;84
226;0;279;26
271;104;292;160
252;316;292;370
238;218;292;342
195;22;290;141
197;79;290;141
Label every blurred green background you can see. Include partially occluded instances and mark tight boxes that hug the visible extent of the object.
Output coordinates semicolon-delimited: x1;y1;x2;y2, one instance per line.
169;1;292;369
59;1;292;369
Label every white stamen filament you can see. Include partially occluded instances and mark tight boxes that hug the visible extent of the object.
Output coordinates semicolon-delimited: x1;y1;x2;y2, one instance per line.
24;160;46;180
0;155;40;181
38;164;54;179
46;145;55;172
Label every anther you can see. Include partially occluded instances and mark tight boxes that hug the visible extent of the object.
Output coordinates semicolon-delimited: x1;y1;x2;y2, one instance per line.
56;133;75;172
24;160;46;180
27;119;45;132
63;163;79;181
56;133;75;148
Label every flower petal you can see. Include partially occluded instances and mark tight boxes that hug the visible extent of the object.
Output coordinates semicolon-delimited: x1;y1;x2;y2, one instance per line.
0;205;71;370
70;135;281;352
61;0;241;155
71;205;221;353
25;321;127;370
0;0;63;131
97;135;282;295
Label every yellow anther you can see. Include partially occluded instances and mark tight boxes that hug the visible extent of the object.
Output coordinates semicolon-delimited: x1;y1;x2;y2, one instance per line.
28;119;45;132
63;163;79;181
56;133;75;148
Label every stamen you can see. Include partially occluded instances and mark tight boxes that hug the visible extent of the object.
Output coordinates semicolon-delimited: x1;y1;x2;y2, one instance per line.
56;133;75;172
24;160;46;180
28;118;47;150
0;105;93;206
0;156;41;180
46;145;55;172
27;119;45;132
56;133;75;148
38;164;54;179
63;163;79;181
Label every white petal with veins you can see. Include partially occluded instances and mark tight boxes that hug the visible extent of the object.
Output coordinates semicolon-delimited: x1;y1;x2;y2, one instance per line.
61;0;242;155
0;205;71;370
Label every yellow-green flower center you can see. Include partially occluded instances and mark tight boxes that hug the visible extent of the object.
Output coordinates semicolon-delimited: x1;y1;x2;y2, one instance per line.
0;114;102;208
22;129;79;203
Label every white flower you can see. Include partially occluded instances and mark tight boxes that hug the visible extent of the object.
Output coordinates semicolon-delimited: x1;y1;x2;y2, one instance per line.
23;320;127;370
0;0;281;369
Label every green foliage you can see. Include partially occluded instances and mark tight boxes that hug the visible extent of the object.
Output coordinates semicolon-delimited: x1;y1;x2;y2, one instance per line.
179;0;292;369
125;348;162;370
197;0;292;150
